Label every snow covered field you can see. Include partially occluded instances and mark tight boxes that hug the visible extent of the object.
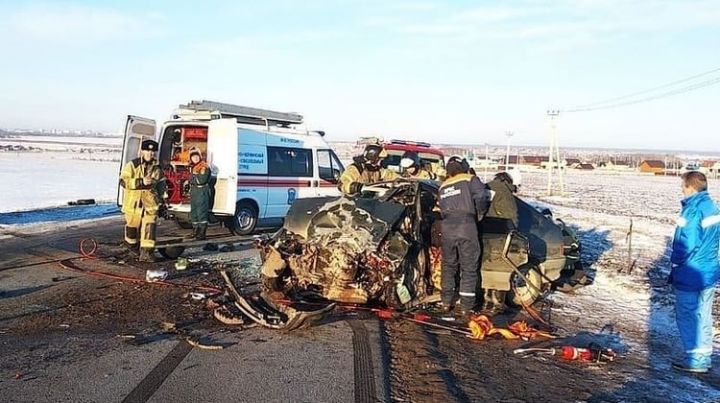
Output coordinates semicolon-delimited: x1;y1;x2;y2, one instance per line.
0;152;119;213
519;171;720;401
1;160;719;399
11;135;121;146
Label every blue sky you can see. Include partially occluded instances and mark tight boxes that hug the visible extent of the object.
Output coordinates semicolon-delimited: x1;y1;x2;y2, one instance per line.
1;0;719;150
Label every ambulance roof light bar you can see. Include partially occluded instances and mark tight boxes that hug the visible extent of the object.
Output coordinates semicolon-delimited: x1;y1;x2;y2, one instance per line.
389;139;432;148
177;100;304;127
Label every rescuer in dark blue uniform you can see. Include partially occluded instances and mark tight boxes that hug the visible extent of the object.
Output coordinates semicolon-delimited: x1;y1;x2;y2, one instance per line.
439;160;490;314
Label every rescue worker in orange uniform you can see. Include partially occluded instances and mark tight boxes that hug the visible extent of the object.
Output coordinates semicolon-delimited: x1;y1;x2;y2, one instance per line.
185;147;212;241
119;140;167;262
339;144;398;195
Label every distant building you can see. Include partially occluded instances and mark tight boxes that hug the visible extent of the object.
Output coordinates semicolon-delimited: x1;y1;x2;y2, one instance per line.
502;155;549;169
565;158;581;168
473;158;499;171
598;160;633;171
702;161;720;178
575;163;595;170
639;160;665;174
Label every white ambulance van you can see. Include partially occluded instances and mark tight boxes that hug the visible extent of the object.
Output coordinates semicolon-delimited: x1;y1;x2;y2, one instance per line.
119;100;345;235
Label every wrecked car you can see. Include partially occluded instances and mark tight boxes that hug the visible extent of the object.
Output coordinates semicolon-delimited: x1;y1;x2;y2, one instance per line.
250;179;586;317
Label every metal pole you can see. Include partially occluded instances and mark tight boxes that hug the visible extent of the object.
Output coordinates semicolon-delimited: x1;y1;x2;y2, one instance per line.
505;131;514;171
555;122;564;195
546;110;560;195
485;143;489;182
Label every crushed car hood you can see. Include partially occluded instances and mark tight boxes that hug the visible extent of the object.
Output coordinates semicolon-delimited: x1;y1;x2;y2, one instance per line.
284;196;407;247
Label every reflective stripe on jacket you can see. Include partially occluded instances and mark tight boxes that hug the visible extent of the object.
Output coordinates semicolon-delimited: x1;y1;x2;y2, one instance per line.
119;158;166;214
338;161;398;195
670;191;720;291
438;173;489;222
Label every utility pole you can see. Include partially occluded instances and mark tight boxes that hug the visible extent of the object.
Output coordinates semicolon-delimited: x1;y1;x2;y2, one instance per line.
546;110;564;196
505;131;514;171
484;142;489;182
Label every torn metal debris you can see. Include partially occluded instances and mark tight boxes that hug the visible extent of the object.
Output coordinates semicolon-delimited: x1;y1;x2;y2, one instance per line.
218;179;589;331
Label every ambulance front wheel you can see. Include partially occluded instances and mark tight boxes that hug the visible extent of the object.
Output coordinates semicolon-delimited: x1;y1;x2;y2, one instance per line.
231;201;258;236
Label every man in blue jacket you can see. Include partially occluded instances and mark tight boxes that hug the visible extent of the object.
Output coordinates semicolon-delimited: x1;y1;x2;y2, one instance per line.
670;171;720;373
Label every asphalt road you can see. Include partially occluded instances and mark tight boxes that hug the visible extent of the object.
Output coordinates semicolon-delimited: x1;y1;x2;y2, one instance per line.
0;218;389;403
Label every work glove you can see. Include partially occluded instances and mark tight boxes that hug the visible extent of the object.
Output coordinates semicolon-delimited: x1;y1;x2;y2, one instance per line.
349;182;364;194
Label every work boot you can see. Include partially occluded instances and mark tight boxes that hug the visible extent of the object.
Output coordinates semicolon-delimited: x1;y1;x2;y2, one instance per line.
138;248;157;263
195;224;207;241
184;227;196;240
672;362;710;373
124;241;140;256
457;307;478;322
479;289;507;316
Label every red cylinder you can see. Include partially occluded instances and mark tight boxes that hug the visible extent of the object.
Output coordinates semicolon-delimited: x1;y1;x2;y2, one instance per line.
559;346;593;361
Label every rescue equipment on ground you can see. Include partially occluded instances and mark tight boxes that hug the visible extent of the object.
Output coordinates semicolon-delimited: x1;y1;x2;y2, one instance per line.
467;314;555;341
513;343;617;363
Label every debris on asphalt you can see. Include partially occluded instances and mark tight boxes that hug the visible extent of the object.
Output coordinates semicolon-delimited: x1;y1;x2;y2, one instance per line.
145;269;169;282
186;338;224;350
190;292;207;300
203;243;219;252
175;257;189;271
160;322;177;332
213;306;245;326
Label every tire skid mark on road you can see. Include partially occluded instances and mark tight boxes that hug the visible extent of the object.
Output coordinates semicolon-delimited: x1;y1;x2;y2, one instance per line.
347;319;379;403
121;340;193;403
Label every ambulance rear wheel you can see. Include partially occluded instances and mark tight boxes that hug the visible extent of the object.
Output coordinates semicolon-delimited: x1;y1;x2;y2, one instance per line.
231;201;257;236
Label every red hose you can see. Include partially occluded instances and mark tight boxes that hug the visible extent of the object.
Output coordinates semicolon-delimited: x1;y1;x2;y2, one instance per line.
79;238;98;258
54;238;223;295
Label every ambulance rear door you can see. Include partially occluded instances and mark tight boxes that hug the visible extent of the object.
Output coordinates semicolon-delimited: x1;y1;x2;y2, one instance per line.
117;115;156;207
207;118;239;215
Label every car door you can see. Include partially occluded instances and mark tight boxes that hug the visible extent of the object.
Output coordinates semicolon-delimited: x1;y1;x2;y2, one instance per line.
315;149;344;197
117;115;156;207
206;118;239;215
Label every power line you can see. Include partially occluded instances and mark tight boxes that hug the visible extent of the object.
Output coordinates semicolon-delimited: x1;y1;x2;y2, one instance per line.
565;74;720;113
564;66;720;113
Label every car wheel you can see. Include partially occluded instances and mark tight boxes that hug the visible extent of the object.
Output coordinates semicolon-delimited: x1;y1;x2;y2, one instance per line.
509;266;543;306
158;246;185;259
231;201;258;236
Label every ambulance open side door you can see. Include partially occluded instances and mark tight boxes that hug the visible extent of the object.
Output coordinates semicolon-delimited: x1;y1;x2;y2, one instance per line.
207;118;238;215
117;115;156;207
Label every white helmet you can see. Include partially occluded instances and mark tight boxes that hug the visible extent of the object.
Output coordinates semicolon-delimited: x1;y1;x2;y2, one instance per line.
507;168;522;187
400;157;415;169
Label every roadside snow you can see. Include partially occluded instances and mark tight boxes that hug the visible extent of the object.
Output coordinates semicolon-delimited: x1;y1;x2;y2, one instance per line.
520;171;720;401
0;153;119;213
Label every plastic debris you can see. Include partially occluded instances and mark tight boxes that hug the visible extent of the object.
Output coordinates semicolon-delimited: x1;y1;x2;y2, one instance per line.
145;270;168;282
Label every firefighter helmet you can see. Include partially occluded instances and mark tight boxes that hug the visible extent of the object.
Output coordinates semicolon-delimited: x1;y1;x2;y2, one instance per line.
447;155;470;173
400;151;420;169
363;144;387;163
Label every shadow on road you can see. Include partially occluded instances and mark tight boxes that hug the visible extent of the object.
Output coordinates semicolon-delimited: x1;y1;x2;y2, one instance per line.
589;236;720;402
0;284;54;299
